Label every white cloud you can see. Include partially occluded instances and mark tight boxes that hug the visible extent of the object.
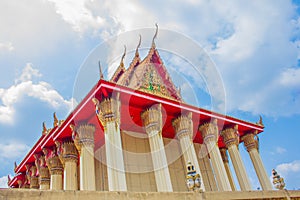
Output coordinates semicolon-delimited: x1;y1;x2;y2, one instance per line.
275;160;300;189
0;175;8;188
0;64;76;124
0;141;29;160
276;160;300;174
0;42;14;52
275;147;287;154
279;68;300;87
46;0;106;35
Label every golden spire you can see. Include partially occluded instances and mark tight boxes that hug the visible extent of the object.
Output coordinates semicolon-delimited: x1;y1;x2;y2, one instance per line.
120;45;126;68
135;34;142;57
257;115;264;127
42;122;47;135
53;112;58;127
14;162;17;172
98;61;104;80
151;23;158;48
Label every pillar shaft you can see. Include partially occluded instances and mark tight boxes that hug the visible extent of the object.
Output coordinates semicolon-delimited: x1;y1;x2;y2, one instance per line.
141;105;173;192
35;155;50;190
220;148;236;191
197;144;218;191
42;148;63;190
56;141;78;190
243;133;272;190
173;114;205;191
73;124;96;191
199;120;231;191
221;127;252;191
96;96;127;191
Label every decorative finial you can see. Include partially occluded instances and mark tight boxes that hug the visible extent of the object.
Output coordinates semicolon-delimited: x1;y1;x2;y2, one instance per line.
135;34;142;56
53;112;58;127
42;122;47;135
272;169;285;190
7;175;11;184
257;115;264;127
120;45;126;67
98;61;104;80
14;162;17;172
152;23;158;47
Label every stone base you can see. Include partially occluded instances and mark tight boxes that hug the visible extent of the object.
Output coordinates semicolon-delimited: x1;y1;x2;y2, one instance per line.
1;189;300;200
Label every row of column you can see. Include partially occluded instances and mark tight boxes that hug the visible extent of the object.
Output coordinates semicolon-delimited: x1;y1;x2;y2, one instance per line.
22;96;272;192
21;123;97;191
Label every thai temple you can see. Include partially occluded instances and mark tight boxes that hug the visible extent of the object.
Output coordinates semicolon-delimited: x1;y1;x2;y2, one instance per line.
5;26;300;200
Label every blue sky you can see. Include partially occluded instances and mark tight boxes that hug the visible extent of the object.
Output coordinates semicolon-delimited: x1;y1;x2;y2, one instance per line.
0;0;300;190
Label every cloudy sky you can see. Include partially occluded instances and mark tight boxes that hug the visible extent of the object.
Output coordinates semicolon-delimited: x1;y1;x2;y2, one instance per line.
0;0;300;190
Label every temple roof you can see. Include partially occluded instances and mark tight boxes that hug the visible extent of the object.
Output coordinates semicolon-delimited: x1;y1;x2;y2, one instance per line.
110;39;182;101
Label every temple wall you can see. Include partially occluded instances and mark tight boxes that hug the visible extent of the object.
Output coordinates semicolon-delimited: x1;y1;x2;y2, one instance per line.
163;138;187;192
121;131;156;192
94;146;109;191
194;143;218;191
2;189;300;200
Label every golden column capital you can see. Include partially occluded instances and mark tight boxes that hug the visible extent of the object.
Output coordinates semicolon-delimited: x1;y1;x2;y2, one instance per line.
242;132;259;152
141;104;162;135
34;154;50;187
56;140;78;165
42;148;63;176
92;94;120;131
220;148;229;163
199;119;219;144
25;164;39;189
221;125;239;148
172;113;193;140
71;124;95;152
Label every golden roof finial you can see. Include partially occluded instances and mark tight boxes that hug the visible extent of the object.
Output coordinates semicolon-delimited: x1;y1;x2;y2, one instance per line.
135;34;142;56
257;115;264;127
98;61;104;80
152;23;158;48
42;122;47;135
14;161;17;172
53;112;58;127
120;45;126;68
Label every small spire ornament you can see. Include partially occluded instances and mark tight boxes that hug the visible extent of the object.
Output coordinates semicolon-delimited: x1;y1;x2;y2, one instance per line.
272;169;285;190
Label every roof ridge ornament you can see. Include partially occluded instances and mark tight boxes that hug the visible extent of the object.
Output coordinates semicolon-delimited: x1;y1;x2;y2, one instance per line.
42;122;47;135
151;23;158;48
135;34;142;57
98;61;104;80
53;112;58;127
120;45;126;68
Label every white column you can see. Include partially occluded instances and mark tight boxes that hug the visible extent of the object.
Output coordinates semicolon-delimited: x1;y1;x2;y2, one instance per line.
73;124;96;191
221;126;252;191
94;96;127;191
199;119;231;191
220;148;236;191
43;148;63;190
56;141;78;190
243;132;272;190
141;105;173;192
172;114;205;191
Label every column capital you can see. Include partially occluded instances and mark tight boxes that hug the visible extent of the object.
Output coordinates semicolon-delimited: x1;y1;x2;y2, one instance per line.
92;94;120;130
219;148;229;163
172;113;193;140
242;132;259;152
199;119;219;144
42;147;63;175
56;140;78;165
71;124;95;152
141;104;162;135
221;125;239;148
